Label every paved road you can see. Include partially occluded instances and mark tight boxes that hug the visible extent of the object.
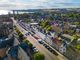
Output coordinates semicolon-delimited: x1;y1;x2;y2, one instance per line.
12;18;68;60
27;35;59;60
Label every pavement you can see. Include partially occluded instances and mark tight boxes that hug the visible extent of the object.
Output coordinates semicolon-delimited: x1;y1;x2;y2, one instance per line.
12;18;68;60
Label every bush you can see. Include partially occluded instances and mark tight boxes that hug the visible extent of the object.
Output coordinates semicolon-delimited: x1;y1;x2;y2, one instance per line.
34;52;45;60
76;45;80;50
46;26;53;31
24;39;29;43
28;42;33;47
24;40;33;48
19;33;24;39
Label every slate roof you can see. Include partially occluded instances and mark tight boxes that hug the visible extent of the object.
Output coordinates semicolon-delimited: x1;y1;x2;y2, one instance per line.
8;43;30;60
8;46;18;58
0;38;14;49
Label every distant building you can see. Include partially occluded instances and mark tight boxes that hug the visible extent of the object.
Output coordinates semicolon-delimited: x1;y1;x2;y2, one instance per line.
0;16;14;58
63;22;70;31
0;17;13;37
52;25;62;33
69;24;77;28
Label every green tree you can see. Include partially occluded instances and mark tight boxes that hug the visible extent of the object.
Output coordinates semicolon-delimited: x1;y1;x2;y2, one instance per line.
76;44;80;50
34;52;45;60
46;26;53;31
24;39;29;43
28;42;33;48
19;32;24;39
73;34;79;40
24;40;33;47
40;21;49;28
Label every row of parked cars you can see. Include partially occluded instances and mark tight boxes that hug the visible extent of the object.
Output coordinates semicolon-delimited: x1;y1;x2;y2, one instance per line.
38;39;58;56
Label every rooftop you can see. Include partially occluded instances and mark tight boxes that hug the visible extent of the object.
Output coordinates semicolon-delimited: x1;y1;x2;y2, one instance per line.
53;37;63;46
62;34;74;40
8;43;30;59
0;37;14;49
8;46;18;58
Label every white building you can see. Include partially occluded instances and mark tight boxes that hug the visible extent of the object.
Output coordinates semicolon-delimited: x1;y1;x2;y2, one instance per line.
59;44;66;54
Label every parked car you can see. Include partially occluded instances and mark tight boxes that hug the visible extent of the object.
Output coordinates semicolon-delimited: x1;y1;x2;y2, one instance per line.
33;48;39;53
43;44;49;48
52;50;58;56
48;48;53;52
46;46;50;50
38;39;44;44
32;46;36;49
32;46;39;53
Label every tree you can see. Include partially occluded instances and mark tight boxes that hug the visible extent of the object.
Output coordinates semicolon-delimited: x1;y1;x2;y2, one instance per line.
19;32;24;39
24;40;33;48
34;52;45;60
24;39;29;43
73;34;79;40
46;26;53;31
76;44;80;50
28;42;33;48
40;21;49;28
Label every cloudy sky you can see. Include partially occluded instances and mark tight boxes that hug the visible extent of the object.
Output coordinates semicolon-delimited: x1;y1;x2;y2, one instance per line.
0;0;80;10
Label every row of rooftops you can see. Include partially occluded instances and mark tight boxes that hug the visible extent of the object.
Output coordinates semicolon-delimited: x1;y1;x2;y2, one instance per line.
52;34;75;47
0;17;13;22
0;42;30;60
8;42;30;59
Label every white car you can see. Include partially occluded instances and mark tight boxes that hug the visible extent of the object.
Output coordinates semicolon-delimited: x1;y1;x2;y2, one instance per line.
33;47;39;53
38;39;44;44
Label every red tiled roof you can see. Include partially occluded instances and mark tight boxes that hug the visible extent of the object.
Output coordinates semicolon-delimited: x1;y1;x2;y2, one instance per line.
52;38;62;46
